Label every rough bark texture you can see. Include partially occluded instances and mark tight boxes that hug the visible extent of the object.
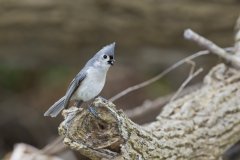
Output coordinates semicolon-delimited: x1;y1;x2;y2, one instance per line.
59;63;240;160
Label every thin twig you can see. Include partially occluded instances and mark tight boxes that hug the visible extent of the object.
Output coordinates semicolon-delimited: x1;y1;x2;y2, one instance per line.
109;50;209;102
126;83;202;120
188;60;196;75
170;61;203;103
184;29;240;68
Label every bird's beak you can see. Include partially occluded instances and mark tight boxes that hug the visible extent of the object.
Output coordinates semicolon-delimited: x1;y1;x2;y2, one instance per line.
107;42;115;65
108;59;115;65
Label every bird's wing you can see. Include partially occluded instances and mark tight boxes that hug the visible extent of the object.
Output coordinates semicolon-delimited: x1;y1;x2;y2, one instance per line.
63;71;87;109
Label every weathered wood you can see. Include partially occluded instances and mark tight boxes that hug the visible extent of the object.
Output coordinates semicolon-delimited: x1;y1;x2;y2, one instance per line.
59;63;240;159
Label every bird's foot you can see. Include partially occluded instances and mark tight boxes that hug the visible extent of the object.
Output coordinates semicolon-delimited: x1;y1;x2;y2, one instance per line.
88;105;100;118
75;100;83;108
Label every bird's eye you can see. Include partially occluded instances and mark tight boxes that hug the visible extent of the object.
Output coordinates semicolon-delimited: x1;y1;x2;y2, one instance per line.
103;55;107;59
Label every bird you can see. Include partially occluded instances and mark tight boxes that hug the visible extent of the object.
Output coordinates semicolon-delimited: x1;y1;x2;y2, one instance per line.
44;42;116;117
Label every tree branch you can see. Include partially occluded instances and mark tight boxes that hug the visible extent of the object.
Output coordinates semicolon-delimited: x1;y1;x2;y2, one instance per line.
125;83;202;123
169;61;203;103
58;63;240;159
184;29;240;68
109;50;208;102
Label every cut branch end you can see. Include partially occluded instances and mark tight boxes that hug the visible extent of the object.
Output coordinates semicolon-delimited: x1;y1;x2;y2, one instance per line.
58;97;127;159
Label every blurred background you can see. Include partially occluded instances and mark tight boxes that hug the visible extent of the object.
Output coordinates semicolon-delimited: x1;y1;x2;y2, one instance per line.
0;0;240;159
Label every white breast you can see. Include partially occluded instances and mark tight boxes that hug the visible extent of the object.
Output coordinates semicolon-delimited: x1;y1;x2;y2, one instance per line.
72;67;107;101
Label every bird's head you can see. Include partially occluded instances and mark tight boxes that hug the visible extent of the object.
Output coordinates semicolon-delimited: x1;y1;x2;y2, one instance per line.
94;42;116;68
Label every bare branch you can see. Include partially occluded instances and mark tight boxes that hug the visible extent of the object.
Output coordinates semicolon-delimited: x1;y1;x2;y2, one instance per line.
124;61;203;123
59;63;240;160
125;83;202;121
184;29;240;68
170;62;203;102
109;50;209;102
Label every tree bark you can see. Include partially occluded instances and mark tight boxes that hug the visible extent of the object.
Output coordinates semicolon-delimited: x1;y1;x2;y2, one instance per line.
58;63;240;160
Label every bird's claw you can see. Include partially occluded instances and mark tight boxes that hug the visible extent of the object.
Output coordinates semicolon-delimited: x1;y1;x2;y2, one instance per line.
88;105;100;118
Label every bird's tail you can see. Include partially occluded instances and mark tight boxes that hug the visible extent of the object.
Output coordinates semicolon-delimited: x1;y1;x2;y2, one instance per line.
44;96;65;117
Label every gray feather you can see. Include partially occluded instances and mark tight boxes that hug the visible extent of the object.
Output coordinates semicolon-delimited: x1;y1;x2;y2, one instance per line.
44;71;86;117
63;72;86;109
81;42;115;69
44;96;66;117
95;42;115;58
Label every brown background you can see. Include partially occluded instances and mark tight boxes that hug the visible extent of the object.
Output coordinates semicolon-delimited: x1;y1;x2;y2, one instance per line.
0;0;239;158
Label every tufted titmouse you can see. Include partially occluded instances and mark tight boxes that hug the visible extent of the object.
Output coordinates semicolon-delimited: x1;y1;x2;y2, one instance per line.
44;43;115;117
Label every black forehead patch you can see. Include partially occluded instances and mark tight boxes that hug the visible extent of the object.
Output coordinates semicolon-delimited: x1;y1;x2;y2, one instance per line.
109;55;114;59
